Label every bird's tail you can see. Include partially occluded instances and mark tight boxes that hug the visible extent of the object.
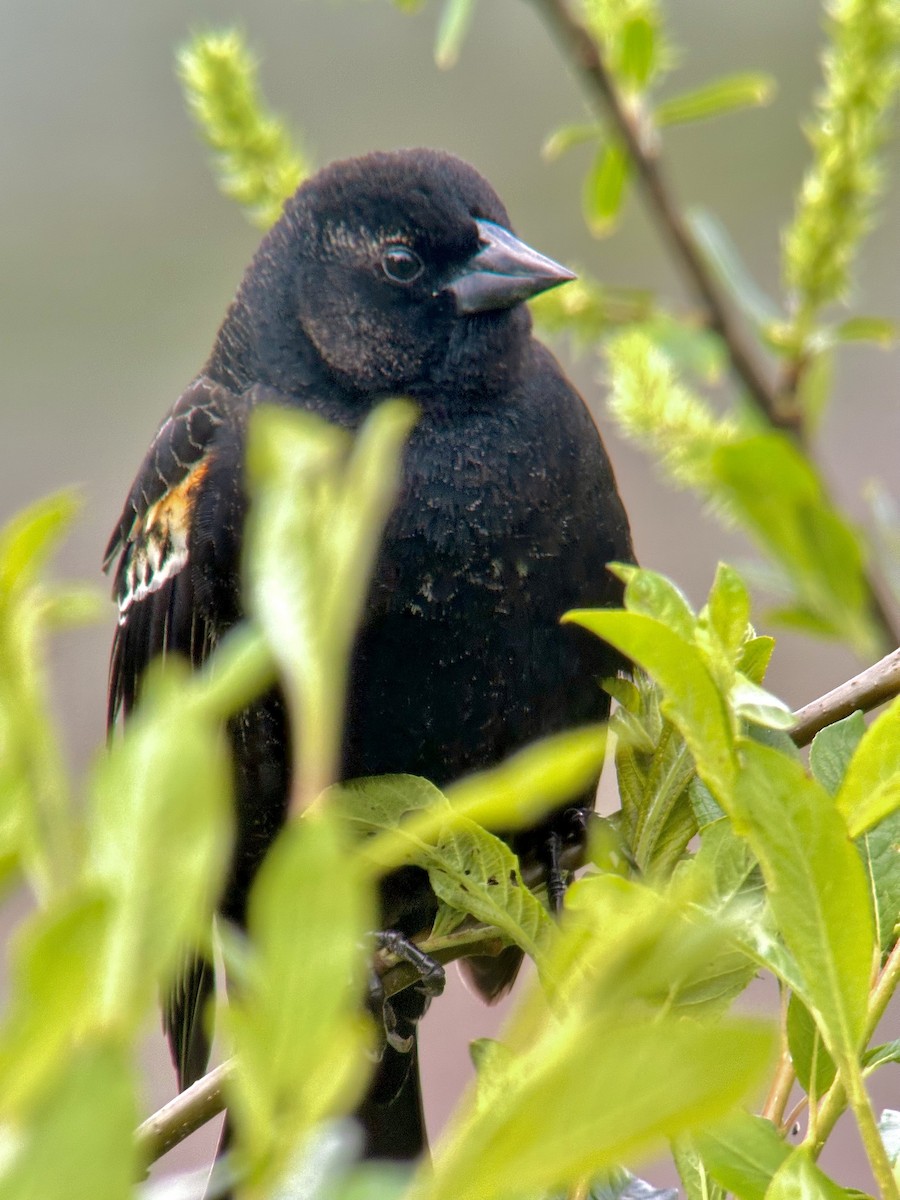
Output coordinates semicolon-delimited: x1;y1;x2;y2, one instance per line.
357;1028;427;1160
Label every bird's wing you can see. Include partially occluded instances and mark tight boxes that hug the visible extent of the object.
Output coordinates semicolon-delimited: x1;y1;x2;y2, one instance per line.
104;375;239;723
105;374;240;1090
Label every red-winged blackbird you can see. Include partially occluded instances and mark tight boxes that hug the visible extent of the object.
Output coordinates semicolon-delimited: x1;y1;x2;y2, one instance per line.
105;148;633;1163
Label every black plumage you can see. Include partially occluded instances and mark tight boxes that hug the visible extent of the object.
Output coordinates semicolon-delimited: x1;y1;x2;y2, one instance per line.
105;148;633;1162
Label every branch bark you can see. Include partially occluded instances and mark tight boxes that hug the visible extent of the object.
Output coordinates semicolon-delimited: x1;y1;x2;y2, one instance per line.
790;647;900;746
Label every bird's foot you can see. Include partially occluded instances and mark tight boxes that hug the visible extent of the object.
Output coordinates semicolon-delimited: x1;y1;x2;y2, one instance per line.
367;931;445;1058
543;807;591;915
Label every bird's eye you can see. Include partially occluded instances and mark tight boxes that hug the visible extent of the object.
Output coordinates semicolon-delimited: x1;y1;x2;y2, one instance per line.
381;244;424;284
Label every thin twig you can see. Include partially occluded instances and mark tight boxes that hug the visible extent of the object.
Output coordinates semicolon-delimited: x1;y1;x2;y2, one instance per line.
790;647;900;746
529;0;784;430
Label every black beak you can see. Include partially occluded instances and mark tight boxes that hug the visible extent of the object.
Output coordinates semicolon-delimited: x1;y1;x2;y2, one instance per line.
446;219;576;314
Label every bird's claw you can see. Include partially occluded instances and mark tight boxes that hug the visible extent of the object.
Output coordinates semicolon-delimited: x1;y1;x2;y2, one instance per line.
366;930;445;1060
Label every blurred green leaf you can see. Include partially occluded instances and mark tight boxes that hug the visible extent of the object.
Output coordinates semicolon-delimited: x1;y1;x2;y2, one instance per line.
225;815;374;1194
688;209;782;330
833;315;896;346
583;141;632;237
425;1010;773;1200
835;697;900;837
245;401;416;810
787;992;837;1098
0;892;110;1118
619;15;656;89
87;664;232;1027
434;0;477;68
0;493;84;897
712;434;881;660
695;1111;790;1200
542;122;603;161
0;1040;136;1200
809;711;866;796
445;724;607;831
730;740;875;1070
657;73;774;126
637;315;728;383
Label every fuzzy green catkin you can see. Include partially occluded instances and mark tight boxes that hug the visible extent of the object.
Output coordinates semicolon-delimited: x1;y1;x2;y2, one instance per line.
783;0;900;330
178;30;311;229
605;331;739;492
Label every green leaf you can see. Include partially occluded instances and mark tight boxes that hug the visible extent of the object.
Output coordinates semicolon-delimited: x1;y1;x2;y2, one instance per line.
564;609;737;800
323;775;553;967
765;1148;854;1200
787;992;837;1098
614;563;696;639
705;562;751;659
0;892;110;1118
656;73;775;127
427;1013;774;1200
865;1041;900;1074
809;712;866;796
687;209;781;330
695;1112;790;1200
225;815;374;1191
445;725;607;831
87;665;232;1027
833;315;896;345
0;1040;136;1200
673;1138;726;1200
542;122;603;162
434;0;477;69
619;16;656;90
736;636;775;685
730;740;875;1068
731;678;796;732
245;401;416;809
836;697;900;837
857;809;900;954
583;141;632;237
712;434;881;660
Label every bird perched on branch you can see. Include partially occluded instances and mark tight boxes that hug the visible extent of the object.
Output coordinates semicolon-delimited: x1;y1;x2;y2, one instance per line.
105;148;633;1164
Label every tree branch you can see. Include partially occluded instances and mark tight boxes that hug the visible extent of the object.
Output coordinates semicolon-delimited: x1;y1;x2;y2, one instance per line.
790;647;900;746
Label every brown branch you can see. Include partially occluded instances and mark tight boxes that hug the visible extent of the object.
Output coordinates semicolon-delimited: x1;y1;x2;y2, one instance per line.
791;647;900;746
528;0;786;431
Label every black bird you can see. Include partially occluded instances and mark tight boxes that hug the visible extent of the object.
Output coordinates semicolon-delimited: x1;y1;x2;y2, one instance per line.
105;148;633;1164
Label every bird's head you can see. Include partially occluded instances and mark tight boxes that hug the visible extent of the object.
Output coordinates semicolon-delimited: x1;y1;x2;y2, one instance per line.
213;149;574;403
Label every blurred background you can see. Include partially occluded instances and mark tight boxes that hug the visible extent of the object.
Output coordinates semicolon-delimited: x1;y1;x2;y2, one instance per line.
2;0;897;1190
